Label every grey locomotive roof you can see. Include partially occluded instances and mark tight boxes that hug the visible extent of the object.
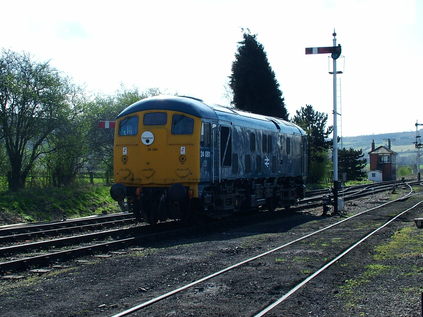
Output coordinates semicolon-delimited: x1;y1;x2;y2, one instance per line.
117;96;305;136
117;96;219;120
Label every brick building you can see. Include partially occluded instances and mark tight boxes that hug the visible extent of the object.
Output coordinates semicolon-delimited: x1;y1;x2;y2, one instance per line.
368;139;397;182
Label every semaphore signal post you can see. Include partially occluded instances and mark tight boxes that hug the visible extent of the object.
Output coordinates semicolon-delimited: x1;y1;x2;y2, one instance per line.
306;31;342;214
415;121;423;181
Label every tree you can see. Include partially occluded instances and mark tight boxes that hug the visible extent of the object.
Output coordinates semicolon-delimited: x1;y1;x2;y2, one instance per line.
229;30;288;120
44;107;88;187
0;50;76;191
338;148;367;181
293;105;333;183
293;105;332;152
0;143;7;188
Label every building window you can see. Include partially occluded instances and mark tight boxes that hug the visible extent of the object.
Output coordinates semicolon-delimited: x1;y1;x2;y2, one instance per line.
379;155;390;163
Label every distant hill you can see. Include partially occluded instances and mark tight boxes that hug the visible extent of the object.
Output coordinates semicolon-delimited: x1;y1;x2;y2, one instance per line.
341;130;422;166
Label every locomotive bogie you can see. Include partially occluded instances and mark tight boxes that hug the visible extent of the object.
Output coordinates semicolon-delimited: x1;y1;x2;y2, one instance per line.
111;96;307;223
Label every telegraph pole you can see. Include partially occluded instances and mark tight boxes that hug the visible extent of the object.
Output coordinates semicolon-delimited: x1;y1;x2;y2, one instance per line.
306;31;342;213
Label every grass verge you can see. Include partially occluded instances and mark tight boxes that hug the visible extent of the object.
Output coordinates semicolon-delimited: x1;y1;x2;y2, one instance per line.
337;222;423;310
0;185;120;224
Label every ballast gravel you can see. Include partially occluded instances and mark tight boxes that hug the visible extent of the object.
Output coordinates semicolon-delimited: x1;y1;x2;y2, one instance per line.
0;187;422;317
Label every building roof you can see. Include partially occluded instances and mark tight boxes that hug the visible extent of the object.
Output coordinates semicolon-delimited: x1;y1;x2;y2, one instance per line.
369;145;397;155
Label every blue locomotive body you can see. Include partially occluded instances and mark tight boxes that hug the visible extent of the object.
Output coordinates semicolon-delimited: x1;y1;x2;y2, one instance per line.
198;102;307;213
111;96;306;222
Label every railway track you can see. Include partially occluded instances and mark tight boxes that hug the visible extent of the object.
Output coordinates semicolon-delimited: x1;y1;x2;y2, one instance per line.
301;179;410;207
109;182;420;316
0;212;135;240
0;180;416;276
254;197;422;316
0;220;187;275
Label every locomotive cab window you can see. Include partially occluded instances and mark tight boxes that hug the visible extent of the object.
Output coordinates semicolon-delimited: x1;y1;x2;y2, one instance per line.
119;116;138;136
144;112;167;125
201;122;211;147
172;114;194;135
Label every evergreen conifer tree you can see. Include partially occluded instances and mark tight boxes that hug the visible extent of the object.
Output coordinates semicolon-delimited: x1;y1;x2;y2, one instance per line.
338;148;367;181
293;104;333;183
229;30;288;120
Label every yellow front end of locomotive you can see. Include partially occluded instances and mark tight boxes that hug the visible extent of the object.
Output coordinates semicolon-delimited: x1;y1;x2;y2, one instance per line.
113;110;201;197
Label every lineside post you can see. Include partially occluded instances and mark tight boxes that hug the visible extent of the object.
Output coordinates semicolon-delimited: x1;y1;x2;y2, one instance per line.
332;31;339;214
415;121;423;182
305;31;342;214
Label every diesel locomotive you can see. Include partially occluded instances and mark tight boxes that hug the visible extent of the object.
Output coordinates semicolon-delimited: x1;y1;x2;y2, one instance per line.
110;96;307;223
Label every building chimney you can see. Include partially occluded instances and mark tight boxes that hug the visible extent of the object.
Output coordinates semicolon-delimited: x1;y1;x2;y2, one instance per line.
388;139;391;150
371;139;375;151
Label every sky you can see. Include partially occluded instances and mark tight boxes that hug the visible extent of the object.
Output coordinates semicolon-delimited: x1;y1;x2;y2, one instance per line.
1;0;422;137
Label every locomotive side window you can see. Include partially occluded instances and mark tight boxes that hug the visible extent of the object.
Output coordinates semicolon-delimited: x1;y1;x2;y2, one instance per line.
279;136;284;152
119;116;138;136
250;133;256;152
232;153;239;173
262;135;268;153
268;136;273;152
201;122;211;147
256;155;262;172
272;156;277;172
287;138;291;155
143;112;167;125
245;154;251;173
172;114;194;134
220;126;232;167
